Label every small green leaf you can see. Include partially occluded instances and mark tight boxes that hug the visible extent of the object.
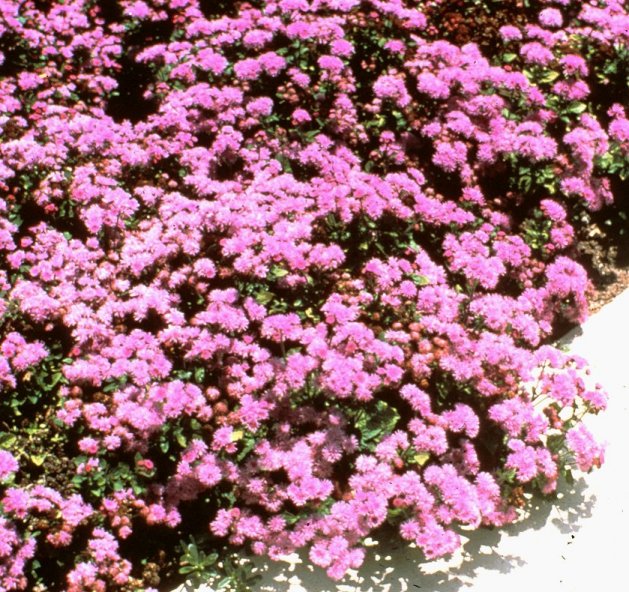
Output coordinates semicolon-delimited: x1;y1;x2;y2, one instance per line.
194;367;205;383
255;290;274;305
30;454;46;466
410;273;429;287
565;102;587;115
539;70;560;84
269;266;289;279
412;452;430;466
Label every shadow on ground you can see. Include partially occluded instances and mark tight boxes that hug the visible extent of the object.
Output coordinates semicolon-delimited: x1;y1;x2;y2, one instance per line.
250;475;596;592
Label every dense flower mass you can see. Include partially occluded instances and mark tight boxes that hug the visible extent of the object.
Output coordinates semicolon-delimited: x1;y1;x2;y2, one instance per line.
0;0;626;589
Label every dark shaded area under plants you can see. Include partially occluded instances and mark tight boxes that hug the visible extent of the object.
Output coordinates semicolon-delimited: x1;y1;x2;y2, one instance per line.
585;46;629;125
105;55;160;123
198;0;249;20
575;177;629;286
30;523;93;592
0;36;31;79
105;19;175;123
94;0;124;24
120;308;169;335
422;0;531;54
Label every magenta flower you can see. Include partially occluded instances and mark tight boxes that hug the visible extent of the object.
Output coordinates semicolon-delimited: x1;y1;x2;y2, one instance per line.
0;451;18;481
566;424;605;471
520;42;555;65
539;8;563;28
499;25;522;41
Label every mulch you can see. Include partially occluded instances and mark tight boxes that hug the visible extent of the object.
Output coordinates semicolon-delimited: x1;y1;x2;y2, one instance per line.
588;266;629;314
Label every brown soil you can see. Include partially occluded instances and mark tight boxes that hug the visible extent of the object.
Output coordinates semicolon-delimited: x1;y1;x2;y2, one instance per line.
588;265;629;314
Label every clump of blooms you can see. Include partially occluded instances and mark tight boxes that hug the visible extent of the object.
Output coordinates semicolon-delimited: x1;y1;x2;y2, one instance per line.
0;0;625;589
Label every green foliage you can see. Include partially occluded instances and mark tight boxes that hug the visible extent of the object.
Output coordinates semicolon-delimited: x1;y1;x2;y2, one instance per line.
0;346;70;423
597;147;629;181
521;208;553;256
71;455;146;499
178;537;261;592
349;399;400;452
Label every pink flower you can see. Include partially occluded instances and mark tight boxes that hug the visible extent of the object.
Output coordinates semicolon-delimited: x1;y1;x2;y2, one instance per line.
416;72;450;99
441;404;480;437
261;313;303;342
432;141;467;172
2;488;30;518
374;74;411;107
292;108;312;124
196;49;228;75
318;55;344;74
499;25;522;41
78;437;99;455
539;8;563;28
258;52;286;76
400;384;433;416
246;97;274;117
243;29;273;49
234;58;261;81
309;540;332;568
505;439;538;481
0;451;18;481
520;42;554;66
489;398;548;442
331;39;354;57
414;516;460;559
566;424;605;471
560;54;588;77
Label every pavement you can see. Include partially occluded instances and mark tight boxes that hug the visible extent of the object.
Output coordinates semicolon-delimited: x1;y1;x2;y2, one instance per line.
185;287;629;592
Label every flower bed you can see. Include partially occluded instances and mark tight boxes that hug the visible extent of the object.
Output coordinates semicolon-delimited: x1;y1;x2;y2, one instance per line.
0;0;627;590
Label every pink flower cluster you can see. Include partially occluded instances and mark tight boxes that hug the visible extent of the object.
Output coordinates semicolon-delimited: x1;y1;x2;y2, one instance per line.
0;0;622;588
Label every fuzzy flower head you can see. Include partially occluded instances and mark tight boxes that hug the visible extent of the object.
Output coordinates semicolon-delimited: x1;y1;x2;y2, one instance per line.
566;424;605;471
539;8;563;28
373;74;411;107
318;55;345;75
0;450;18;481
500;25;522;41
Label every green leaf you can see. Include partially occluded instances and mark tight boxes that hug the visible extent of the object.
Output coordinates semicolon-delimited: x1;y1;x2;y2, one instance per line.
194;367;205;383
0;433;17;448
565;102;587;115
50;372;64;387
539;70;560;84
355;400;400;451
30;454;46;466
275;154;293;173
236;435;257;463
269;266;289;279
387;506;407;524
230;429;244;443
502;53;517;63
255;290;274;305
411;452;430;466
410;273;429;287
